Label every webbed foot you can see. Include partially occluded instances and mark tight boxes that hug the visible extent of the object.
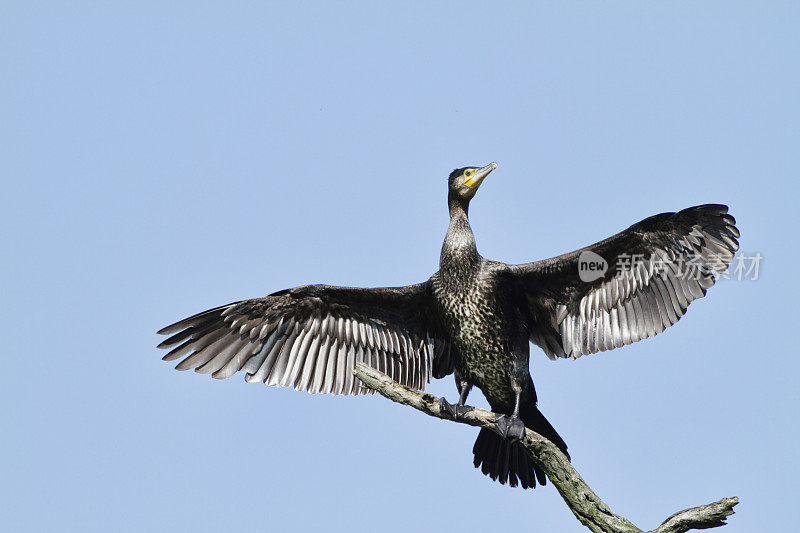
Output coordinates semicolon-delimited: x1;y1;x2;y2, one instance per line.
495;414;526;442
440;397;475;420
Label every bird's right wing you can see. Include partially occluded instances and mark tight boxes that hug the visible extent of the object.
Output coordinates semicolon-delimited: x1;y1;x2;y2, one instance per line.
157;282;453;394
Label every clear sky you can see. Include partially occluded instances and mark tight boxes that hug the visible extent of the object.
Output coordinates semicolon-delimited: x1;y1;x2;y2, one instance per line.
3;2;798;532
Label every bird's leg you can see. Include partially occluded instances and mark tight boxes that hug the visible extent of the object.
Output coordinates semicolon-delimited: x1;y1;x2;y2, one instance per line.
440;375;475;420
494;383;526;442
457;379;472;406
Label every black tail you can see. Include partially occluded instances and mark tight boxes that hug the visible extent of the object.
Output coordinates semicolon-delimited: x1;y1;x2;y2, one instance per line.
472;404;569;489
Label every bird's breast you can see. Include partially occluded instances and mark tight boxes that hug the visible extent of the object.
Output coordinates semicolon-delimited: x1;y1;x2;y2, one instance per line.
431;270;516;394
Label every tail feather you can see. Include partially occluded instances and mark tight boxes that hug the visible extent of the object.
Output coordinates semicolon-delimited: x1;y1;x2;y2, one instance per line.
472;405;568;489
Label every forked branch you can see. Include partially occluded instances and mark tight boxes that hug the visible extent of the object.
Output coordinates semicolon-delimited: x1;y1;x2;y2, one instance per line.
353;362;738;533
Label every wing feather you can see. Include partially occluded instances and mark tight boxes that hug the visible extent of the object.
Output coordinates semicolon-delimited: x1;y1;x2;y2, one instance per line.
158;282;450;394
508;205;739;359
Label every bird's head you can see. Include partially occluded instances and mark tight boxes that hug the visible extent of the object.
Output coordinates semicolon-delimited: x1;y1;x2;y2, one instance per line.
448;162;498;204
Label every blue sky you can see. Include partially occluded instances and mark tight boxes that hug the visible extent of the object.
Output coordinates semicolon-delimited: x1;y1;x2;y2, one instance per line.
2;2;798;532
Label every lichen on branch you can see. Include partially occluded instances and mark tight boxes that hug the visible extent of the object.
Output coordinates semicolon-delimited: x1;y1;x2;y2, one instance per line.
353;362;738;533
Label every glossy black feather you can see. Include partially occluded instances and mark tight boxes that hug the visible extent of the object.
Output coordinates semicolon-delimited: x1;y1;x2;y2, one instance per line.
158;166;738;489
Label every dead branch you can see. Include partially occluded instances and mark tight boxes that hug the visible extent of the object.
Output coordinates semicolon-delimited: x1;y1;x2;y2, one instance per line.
354;362;738;533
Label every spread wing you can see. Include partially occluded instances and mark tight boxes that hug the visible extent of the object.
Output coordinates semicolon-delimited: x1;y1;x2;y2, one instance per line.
505;204;739;359
157;282;453;394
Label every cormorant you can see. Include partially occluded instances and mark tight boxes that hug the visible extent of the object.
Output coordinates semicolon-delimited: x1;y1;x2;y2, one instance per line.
158;163;739;488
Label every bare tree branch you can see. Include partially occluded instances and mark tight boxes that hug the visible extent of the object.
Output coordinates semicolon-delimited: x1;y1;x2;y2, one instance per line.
354;362;738;533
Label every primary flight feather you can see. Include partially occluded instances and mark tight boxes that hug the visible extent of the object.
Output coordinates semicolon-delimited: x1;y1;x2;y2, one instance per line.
158;163;739;488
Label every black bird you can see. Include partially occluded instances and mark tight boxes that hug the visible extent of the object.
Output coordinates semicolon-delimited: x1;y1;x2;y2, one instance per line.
158;163;739;488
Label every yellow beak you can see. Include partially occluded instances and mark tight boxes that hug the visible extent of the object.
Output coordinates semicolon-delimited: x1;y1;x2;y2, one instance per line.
464;162;498;188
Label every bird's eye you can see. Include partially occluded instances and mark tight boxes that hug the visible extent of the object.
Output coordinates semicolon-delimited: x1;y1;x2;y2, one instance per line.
465;170;473;177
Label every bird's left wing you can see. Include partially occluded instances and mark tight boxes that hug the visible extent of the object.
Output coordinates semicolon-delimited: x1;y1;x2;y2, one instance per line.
157;282;453;394
503;204;739;360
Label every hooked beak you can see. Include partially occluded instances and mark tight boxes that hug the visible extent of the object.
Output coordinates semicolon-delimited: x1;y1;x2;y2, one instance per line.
464;162;498;188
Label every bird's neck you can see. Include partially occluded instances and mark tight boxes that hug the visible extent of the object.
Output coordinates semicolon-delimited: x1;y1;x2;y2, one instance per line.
441;197;480;269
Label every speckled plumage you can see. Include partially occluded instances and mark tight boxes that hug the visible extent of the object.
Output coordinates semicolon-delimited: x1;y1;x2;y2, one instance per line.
158;163;739;489
431;207;529;412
